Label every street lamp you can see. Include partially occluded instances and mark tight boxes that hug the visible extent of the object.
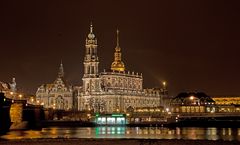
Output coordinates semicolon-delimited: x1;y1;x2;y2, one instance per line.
162;81;167;95
31;98;34;103
10;92;14;99
18;94;22;100
190;96;194;100
162;81;166;87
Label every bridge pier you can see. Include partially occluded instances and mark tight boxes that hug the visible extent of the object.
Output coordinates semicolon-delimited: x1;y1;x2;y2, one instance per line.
9;100;46;130
0;93;11;133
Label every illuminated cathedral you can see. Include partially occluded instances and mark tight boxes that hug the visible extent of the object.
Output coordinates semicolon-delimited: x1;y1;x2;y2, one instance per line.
36;24;167;113
78;24;166;113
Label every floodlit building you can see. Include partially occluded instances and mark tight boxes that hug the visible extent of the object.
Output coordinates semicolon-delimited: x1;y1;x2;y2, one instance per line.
0;78;17;98
78;24;166;113
36;24;167;112
212;96;240;105
36;63;73;110
212;96;240;112
170;92;216;113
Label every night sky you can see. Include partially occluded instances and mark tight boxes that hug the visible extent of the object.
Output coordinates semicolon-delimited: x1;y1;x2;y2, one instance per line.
1;0;240;96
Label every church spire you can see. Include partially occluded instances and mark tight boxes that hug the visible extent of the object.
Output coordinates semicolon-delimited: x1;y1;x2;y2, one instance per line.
116;29;120;48
111;29;125;72
90;21;93;33
58;61;64;78
87;22;96;40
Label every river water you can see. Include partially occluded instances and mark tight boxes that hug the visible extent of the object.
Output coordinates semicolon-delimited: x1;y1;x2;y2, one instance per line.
1;127;240;141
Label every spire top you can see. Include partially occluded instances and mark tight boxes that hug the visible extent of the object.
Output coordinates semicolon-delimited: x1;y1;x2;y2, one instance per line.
90;22;93;33
58;61;64;78
111;29;125;72
88;22;95;40
117;29;120;47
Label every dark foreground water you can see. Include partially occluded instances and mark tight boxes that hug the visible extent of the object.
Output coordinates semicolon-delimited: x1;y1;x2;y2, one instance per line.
1;127;240;141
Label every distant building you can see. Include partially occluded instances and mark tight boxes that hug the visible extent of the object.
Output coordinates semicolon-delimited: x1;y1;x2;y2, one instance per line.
170;92;216;113
0;78;17;98
36;63;73;110
212;96;240;105
212;96;240;112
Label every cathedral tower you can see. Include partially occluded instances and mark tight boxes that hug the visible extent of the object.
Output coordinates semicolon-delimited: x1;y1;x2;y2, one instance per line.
82;23;100;93
111;29;125;72
83;23;99;77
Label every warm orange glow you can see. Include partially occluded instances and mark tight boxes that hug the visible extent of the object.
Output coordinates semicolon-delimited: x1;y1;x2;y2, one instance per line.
190;96;194;100
163;81;166;86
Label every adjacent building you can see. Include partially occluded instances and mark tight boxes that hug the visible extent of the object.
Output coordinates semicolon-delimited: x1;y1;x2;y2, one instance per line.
170;92;216;113
36;63;73;110
0;78;17;98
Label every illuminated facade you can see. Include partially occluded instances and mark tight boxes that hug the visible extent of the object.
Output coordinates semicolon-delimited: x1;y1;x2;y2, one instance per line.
36;63;73;110
78;24;165;113
0;78;17;98
212;96;240;105
212;96;240;112
170;92;216;113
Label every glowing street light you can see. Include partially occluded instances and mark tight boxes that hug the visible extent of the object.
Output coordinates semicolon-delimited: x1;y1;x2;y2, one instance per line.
10;92;14;99
190;96;194;100
18;94;22;100
162;81;166;87
166;108;169;112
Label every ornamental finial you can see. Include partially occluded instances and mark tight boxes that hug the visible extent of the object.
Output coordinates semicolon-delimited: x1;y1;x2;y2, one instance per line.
117;29;119;47
90;21;93;33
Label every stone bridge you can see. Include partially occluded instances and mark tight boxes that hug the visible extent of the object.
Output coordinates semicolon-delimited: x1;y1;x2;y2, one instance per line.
0;93;51;131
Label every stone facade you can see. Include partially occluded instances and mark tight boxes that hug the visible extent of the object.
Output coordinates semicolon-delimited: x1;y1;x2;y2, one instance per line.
36;24;167;112
0;78;17;98
36;63;73;110
77;24;165;113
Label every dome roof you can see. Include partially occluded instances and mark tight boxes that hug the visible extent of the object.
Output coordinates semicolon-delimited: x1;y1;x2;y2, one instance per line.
171;92;215;105
111;61;125;72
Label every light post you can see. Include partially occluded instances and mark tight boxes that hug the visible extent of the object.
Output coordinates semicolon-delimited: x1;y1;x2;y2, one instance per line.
163;81;166;88
18;94;22;100
37;100;40;105
162;81;167;95
10;91;14;99
31;98;34;104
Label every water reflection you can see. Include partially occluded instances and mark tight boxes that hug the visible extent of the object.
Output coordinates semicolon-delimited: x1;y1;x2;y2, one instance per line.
1;127;240;141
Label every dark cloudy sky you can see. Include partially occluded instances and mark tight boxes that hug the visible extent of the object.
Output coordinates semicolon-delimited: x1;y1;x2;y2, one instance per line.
1;0;240;96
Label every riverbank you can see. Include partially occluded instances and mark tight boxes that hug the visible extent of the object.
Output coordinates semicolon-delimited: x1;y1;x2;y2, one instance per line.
0;138;239;145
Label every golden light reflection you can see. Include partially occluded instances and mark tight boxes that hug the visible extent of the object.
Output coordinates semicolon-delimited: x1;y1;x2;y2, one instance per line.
1;127;240;141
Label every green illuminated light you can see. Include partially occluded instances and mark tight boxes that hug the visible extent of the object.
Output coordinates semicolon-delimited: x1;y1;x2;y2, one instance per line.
112;114;123;117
